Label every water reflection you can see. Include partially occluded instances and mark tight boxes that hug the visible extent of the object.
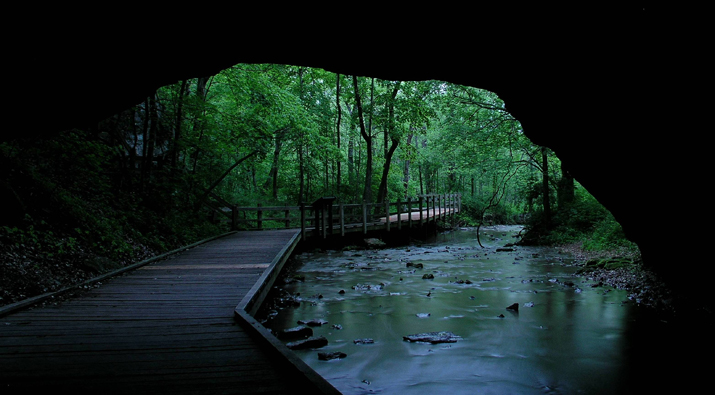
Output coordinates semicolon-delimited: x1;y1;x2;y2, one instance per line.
263;226;702;394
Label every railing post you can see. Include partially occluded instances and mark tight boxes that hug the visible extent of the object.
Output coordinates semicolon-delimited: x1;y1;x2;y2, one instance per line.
432;195;436;222
284;209;290;228
442;193;446;222
257;203;263;230
315;204;321;238
328;203;334;236
339;202;345;237
362;200;368;234
385;201;390;231
407;197;413;229
396;198;402;230
419;195;424;225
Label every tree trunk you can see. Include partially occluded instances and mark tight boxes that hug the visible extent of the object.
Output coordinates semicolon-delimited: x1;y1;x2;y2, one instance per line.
403;132;413;198
376;82;401;204
195;150;258;210
336;73;342;197
263;128;287;199
353;75;372;204
541;146;552;225
557;161;575;210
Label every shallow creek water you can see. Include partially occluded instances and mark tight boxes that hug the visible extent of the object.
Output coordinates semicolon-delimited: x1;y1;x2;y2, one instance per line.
262;226;703;394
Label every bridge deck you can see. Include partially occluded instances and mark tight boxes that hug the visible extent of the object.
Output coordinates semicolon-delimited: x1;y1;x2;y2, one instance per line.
0;230;339;394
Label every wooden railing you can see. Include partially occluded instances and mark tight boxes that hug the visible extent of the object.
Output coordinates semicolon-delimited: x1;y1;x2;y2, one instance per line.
206;193;461;239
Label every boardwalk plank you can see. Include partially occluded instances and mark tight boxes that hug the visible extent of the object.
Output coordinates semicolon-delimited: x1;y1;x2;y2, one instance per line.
0;230;339;395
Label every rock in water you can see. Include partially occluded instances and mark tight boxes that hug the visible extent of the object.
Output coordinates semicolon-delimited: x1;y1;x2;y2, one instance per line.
422;274;434;279
276;326;313;340
506;303;519;312
298;318;328;326
318;351;347;360
353;338;374;344
286;336;329;350
403;331;462;344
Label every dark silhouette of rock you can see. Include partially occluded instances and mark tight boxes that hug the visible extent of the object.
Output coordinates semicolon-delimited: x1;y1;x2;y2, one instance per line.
506;303;519;312
297;318;328;326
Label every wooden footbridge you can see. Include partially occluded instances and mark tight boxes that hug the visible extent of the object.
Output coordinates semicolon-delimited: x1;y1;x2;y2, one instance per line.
0;195;460;394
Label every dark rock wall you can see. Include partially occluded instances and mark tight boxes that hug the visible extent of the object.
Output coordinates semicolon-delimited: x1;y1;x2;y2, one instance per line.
8;9;706;303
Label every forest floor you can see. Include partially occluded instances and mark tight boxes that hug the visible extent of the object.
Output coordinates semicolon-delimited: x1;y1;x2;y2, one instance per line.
0;236;158;309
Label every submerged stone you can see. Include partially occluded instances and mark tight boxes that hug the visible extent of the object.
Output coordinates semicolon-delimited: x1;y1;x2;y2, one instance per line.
403;331;462;344
318;351;347;360
422;274;434;279
354;338;374;344
286;336;328;350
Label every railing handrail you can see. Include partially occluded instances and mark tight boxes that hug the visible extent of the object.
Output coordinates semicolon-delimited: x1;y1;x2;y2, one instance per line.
209;193;461;237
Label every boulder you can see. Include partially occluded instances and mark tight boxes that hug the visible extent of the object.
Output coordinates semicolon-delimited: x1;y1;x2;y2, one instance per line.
506;303;519;312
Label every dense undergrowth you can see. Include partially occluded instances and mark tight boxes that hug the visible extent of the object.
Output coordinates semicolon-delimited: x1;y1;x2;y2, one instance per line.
0;130;225;307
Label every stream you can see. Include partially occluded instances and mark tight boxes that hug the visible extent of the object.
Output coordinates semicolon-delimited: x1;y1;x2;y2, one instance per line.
261;226;704;394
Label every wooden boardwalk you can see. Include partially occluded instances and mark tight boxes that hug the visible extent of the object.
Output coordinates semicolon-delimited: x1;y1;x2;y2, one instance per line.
0;230;340;394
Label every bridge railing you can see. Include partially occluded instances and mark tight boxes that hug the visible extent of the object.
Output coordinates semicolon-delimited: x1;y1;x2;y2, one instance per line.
218;193;461;238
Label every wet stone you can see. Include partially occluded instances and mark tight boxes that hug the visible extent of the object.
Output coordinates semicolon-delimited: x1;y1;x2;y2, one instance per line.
506;303;519;312
403;331;462;344
298;318;328;326
286;336;329;350
318;351;347;361
422;274;435;279
276;325;313;340
354;338;374;344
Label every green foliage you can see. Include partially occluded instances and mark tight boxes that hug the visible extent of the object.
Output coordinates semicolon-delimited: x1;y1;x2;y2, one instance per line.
527;184;638;253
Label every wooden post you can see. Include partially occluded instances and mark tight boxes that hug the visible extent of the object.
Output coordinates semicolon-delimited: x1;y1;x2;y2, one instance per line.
407;197;413;229
442;194;446;221
396;198;402;230
328;203;334;235
385;201;390;231
257;203;263;230
339;202;345;237
419;195;424;226
362;200;368;234
432;195;436;222
284;209;290;228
